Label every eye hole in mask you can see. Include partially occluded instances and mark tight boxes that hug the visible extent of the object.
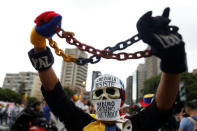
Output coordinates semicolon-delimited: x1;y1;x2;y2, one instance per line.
106;88;115;95
95;89;103;97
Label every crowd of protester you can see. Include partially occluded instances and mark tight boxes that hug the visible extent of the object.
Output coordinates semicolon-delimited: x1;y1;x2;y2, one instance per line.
71;92;197;131
0;103;24;126
131;94;197;131
0;101;62;131
156;100;197;131
0;93;196;131
69;92;197;131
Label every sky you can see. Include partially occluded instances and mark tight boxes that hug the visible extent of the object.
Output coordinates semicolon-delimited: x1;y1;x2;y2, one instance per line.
0;0;196;93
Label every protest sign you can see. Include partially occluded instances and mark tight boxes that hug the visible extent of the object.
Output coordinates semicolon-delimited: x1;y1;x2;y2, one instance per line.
93;99;121;121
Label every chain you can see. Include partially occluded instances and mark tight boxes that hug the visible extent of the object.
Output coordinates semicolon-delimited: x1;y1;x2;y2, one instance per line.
75;34;143;65
56;28;152;65
47;38;77;63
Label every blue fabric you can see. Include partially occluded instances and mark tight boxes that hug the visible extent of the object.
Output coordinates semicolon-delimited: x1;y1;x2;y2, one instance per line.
143;97;152;103
35;15;62;38
179;116;197;131
143;95;155;104
43;105;51;123
105;124;116;131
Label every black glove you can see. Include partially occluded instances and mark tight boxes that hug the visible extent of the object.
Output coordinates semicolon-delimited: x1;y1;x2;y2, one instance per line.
137;7;187;73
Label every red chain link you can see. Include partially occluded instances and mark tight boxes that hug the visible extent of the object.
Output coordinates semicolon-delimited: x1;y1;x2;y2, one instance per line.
56;28;152;60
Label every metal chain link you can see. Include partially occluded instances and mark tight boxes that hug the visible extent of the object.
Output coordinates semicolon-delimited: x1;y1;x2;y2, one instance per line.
47;38;77;63
76;34;142;65
56;28;152;65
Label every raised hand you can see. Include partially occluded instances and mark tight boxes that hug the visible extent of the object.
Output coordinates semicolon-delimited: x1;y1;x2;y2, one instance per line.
137;7;187;73
30;11;62;48
34;11;62;38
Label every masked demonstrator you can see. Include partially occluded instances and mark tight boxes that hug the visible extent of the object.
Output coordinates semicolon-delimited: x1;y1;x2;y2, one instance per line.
28;8;187;131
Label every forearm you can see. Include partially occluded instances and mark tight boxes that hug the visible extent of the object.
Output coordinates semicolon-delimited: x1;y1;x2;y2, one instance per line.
41;82;93;130
34;47;58;91
156;72;181;111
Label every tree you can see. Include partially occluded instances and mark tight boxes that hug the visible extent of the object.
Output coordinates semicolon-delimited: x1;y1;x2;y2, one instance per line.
27;97;38;105
0;88;22;104
142;72;197;101
142;74;161;95
181;72;197;101
63;87;76;99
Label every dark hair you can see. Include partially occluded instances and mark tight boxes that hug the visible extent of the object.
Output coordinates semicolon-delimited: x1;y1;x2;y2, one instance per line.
184;100;197;109
31;101;42;108
87;100;91;106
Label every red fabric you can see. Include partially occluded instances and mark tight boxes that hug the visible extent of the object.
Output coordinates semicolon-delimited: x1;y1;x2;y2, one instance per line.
34;11;60;26
121;89;126;101
120;100;124;107
29;126;46;131
119;110;124;116
120;88;126;107
120;112;125;117
119;111;128;119
140;98;151;108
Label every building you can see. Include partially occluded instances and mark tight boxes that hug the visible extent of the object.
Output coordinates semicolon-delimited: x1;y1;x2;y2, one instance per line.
3;72;38;96
132;71;138;103
3;73;20;92
145;56;161;79
30;76;43;101
125;76;133;105
60;48;88;91
133;56;160;102
136;64;146;101
192;69;197;74
91;71;102;91
89;71;102;99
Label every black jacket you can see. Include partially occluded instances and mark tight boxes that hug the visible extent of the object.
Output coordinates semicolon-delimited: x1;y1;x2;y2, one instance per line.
42;81;172;131
10;106;46;131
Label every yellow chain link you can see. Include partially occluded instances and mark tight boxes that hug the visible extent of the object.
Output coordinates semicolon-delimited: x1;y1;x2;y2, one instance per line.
47;38;77;63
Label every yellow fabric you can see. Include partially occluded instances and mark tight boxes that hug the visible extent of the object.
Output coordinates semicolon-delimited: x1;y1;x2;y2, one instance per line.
83;120;106;131
83;114;118;131
144;93;154;98
89;114;116;125
30;27;46;48
90;114;96;118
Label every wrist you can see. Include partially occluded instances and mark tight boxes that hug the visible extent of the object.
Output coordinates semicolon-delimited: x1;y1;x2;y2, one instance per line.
34;47;46;53
30;27;46;48
28;47;54;72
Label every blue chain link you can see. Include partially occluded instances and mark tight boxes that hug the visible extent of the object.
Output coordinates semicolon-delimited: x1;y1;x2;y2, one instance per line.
76;34;141;65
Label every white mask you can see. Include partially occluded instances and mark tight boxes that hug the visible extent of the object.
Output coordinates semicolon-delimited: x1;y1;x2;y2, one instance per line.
93;87;120;100
93;99;121;121
92;74;125;121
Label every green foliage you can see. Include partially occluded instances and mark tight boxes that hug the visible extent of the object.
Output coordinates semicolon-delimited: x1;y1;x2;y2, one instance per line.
63;87;76;99
0;88;22;104
181;72;197;101
142;74;161;95
142;72;197;101
27;97;38;105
